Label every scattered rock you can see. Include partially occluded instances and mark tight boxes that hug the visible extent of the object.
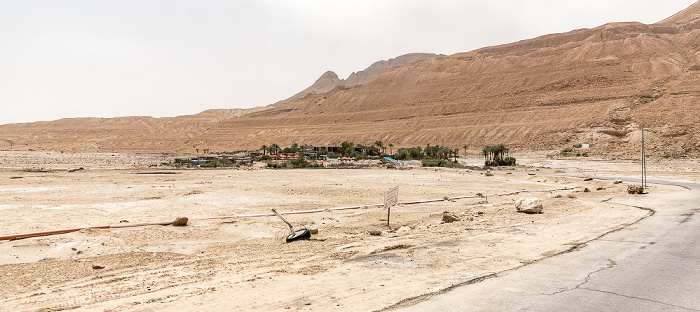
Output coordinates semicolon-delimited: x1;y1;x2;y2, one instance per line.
614;180;623;184
172;217;188;226
92;264;105;270
442;211;460;223
119;220;129;223
527;173;536;176
584;188;591;192
597;187;606;191
396;226;412;234
515;197;543;214
368;230;382;236
628;185;644;194
68;167;84;173
484;170;493;177
309;228;319;234
584;177;593;181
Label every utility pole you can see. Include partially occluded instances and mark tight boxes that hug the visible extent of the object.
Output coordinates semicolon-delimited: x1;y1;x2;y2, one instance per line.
642;125;647;189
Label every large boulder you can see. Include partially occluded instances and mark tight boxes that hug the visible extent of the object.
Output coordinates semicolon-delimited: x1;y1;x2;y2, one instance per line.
515;197;543;214
627;185;644;194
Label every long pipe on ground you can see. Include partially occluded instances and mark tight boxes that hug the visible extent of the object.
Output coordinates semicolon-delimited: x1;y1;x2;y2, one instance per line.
0;186;578;241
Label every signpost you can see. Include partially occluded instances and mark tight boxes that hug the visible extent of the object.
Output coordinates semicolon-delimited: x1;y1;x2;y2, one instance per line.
384;186;399;227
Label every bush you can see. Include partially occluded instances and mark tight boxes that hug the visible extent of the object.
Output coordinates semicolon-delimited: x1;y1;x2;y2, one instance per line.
503;156;517;166
421;159;464;168
201;158;233;168
561;147;575;157
260;155;272;161
288;157;311;168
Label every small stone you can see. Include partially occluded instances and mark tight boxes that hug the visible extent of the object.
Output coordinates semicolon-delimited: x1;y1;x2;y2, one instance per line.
584;177;593;181
369;230;382;236
584;188;591;192
597;187;606;191
309;228;319;234
172;217;188;226
396;226;412;234
92;264;105;269
119;220;129;223
442;211;460;223
614;180;623;184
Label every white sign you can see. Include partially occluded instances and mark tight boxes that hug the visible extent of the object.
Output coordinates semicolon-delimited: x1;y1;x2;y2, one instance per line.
384;185;399;209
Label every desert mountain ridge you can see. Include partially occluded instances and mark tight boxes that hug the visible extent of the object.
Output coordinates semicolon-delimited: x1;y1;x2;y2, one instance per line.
271;53;441;107
2;2;700;157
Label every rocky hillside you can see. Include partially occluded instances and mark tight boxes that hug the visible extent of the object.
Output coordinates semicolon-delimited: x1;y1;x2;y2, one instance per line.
272;53;439;107
1;2;699;157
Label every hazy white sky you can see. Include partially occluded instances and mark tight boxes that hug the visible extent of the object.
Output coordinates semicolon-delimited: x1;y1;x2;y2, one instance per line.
0;0;696;125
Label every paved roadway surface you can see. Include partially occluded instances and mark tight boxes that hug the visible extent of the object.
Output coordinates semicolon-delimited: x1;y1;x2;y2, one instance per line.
389;177;700;312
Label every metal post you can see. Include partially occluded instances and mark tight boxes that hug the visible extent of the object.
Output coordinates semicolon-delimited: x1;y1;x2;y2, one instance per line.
642;125;647;189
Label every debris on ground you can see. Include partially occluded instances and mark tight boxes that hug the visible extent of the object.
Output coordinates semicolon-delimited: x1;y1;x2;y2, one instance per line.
368;230;382;236
92;264;105;270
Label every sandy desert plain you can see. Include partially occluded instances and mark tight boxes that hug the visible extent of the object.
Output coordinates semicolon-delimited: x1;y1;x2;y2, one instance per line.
1;151;698;311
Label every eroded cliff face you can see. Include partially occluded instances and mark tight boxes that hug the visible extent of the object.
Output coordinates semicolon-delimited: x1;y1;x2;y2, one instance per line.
2;3;700;157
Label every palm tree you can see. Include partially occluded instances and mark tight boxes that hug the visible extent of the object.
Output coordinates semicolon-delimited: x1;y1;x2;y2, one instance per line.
374;140;384;154
260;145;267;155
388;143;394;155
271;143;280;155
462;145;468;158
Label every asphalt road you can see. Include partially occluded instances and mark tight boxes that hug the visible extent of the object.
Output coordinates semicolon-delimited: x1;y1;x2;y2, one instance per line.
389;178;700;312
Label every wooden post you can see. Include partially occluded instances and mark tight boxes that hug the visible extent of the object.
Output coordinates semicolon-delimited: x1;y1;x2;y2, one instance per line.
387;207;391;227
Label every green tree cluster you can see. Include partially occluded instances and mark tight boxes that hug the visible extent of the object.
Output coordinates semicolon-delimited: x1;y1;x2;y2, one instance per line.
483;144;516;166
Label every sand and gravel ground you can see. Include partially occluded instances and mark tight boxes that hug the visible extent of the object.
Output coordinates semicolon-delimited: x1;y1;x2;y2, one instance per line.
0;151;692;311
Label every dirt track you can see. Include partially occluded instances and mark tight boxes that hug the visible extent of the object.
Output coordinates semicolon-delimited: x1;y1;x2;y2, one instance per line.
0;152;679;311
